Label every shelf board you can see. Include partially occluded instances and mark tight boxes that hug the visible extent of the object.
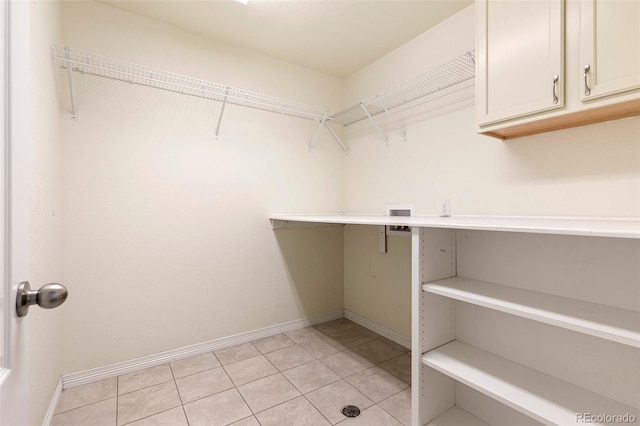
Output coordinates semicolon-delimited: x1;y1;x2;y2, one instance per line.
426;406;489;426
422;341;639;426
423;277;640;348
269;213;640;239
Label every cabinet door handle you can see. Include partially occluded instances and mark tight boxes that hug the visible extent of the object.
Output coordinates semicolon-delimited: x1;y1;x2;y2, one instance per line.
552;74;559;104
584;64;591;96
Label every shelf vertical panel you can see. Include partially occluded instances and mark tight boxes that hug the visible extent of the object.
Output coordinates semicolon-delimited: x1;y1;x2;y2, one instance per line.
413;227;457;426
420;228;457;349
411;227;423;426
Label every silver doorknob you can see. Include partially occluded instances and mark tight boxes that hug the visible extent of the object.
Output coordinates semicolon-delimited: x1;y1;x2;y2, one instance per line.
16;281;68;317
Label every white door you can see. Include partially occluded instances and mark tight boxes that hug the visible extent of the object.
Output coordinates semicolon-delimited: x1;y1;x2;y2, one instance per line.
0;2;33;425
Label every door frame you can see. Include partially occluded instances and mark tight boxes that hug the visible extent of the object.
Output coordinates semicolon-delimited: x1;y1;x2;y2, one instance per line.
0;0;8;387
1;1;33;425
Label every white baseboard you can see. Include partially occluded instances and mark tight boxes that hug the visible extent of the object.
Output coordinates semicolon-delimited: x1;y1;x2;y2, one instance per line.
61;310;343;389
344;310;411;349
42;377;62;426
60;309;410;391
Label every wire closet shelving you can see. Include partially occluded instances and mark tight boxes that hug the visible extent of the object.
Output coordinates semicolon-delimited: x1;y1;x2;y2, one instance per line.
50;45;330;136
324;50;476;145
51;45;476;153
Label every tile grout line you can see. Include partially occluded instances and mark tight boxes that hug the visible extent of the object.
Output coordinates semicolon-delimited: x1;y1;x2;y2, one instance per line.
117;369;184;426
253;344;301;417
115;362;195;426
265;346;336;425
115;376;119;426
239;333;339;422
168;360;191;426
300;392;334;425
116;377;175;398
51;394;117;416
379;352;412;385
272;342;343;425
311;321;409;425
377;387;412;426
119;406;184;426
219;345;259;420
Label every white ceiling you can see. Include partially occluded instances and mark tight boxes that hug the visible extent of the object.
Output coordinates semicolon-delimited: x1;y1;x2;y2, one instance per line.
100;0;473;78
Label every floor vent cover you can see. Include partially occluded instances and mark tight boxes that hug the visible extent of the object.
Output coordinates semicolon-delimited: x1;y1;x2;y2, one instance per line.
341;405;361;418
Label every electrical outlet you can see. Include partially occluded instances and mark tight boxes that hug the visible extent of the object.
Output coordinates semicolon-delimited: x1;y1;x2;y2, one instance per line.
439;198;450;217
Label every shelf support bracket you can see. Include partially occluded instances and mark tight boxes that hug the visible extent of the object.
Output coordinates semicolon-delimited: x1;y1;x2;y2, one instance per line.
64;47;77;120
360;103;388;145
465;50;476;66
378;226;387;254
215;87;229;140
324;122;348;154
308;113;348;154
378;100;406;141
309;113;328;152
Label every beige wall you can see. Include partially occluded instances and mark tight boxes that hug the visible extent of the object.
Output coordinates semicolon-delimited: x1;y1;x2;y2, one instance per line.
342;5;640;340
344;227;411;337
59;2;345;374
29;1;64;424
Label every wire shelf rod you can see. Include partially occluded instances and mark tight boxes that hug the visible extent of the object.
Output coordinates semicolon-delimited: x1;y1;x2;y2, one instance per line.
360;103;389;144
63;48;77;120
324;122;348;154
309;113;329;152
378;100;406;141
215;88;229;139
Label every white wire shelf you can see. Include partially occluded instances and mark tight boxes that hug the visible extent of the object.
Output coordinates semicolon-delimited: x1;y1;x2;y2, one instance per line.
51;45;330;122
329;50;476;127
51;45;475;151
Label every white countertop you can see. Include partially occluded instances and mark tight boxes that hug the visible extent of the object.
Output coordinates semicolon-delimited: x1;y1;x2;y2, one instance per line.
270;213;640;239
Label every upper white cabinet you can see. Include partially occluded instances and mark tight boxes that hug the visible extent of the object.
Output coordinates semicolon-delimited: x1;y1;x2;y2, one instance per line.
477;0;640;139
476;0;564;126
579;0;640;102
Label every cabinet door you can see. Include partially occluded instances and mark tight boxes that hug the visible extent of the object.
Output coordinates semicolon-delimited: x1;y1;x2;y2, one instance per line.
477;0;564;127
580;0;640;101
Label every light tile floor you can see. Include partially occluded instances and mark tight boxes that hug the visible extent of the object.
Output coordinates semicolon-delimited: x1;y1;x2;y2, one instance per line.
52;318;411;426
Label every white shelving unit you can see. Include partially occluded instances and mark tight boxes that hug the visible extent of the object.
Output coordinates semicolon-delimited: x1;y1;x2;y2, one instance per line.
415;226;640;426
270;213;640;425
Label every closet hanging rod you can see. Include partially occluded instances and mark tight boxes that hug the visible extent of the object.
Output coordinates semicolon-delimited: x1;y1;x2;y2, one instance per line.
51;45;329;121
